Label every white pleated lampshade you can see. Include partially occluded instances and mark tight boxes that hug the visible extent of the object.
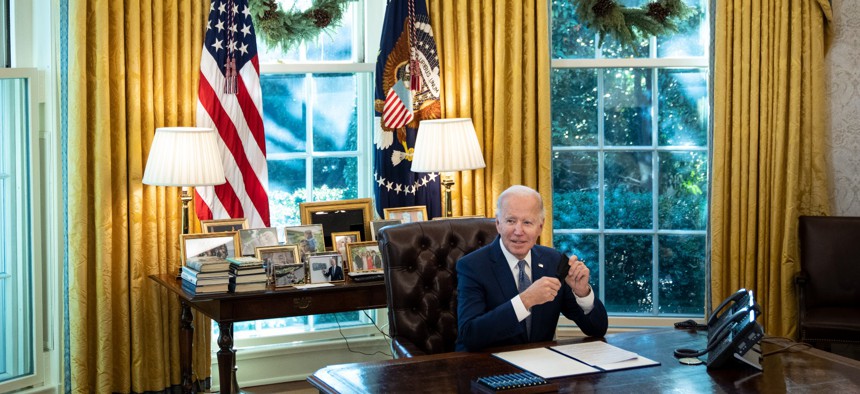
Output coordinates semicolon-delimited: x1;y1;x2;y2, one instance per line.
142;127;226;187
411;118;486;172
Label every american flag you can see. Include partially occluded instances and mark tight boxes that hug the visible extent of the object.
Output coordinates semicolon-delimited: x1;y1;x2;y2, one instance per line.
194;0;270;228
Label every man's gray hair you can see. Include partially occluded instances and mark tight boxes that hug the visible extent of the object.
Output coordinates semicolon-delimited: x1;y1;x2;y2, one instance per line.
496;185;545;221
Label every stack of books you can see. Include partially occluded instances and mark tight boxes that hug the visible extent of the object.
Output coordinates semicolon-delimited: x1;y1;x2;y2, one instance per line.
181;256;231;294
226;256;268;293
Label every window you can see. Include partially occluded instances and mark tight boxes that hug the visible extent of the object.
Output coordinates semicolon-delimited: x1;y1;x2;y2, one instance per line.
217;0;382;343
550;0;710;316
0;71;40;390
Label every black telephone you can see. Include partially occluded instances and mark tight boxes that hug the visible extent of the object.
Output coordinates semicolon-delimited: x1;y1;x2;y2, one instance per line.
674;289;764;370
707;288;753;340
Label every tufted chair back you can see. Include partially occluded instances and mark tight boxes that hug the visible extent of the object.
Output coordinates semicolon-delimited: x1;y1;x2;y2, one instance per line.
378;217;497;358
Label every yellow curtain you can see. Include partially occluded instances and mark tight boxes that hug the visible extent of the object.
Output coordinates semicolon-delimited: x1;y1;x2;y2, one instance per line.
711;0;832;338
428;0;554;242
67;1;210;392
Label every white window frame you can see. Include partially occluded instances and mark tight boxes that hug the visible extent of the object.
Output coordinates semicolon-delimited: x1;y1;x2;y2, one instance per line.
0;0;62;393
211;3;392;385
0;67;58;394
550;11;711;325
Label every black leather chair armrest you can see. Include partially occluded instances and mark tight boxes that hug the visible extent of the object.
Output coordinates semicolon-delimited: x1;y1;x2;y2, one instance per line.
392;337;427;359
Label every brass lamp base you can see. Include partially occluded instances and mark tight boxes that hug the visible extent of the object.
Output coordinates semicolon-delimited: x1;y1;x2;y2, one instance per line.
440;173;455;218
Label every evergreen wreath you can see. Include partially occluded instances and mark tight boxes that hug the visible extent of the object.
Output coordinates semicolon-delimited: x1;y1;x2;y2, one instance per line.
249;0;355;52
574;0;693;48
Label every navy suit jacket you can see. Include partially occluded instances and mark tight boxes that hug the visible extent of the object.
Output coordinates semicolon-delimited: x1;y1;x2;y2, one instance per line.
455;237;608;352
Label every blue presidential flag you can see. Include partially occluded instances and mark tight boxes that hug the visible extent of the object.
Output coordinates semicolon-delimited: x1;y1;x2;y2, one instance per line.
373;0;442;218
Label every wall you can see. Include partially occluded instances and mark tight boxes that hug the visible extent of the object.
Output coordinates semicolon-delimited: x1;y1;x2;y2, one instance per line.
828;0;860;215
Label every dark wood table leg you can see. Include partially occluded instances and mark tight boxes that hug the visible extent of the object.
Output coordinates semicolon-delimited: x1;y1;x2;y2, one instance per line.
217;321;241;394
180;301;194;394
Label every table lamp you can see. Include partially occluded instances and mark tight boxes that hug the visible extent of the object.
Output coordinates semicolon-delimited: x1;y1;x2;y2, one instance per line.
142;127;226;234
411;118;486;217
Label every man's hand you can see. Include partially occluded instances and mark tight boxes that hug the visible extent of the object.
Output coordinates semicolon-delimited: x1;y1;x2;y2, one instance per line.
563;255;592;298
520;277;561;310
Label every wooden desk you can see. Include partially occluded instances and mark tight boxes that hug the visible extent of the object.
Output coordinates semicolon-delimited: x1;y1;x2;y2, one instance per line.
308;328;860;393
149;274;387;394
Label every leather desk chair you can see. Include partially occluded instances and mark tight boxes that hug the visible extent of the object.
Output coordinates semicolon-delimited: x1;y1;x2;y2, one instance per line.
377;217;497;358
796;216;860;351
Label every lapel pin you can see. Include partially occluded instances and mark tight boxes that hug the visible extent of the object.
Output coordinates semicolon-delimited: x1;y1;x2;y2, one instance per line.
538;264;544;268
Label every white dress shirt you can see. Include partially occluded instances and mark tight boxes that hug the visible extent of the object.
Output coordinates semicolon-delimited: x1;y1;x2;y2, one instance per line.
498;242;595;322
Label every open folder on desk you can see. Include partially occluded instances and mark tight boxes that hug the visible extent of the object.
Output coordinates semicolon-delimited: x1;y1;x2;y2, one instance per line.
492;341;660;379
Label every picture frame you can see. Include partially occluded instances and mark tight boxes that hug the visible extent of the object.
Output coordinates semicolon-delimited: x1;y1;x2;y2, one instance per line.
346;241;384;273
300;198;374;250
201;218;248;233
255;245;304;287
369;219;402;241
180;232;240;264
383;205;428;223
283;224;325;257
331;231;361;259
237;227;280;256
307;252;346;284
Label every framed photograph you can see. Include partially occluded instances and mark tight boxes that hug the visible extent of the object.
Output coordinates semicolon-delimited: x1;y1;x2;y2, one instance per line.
201;218;248;233
180;232;240;264
237;227;279;256
346;241;384;273
256;245;304;287
300;198;373;250
369;219;402;241
331;231;361;259
284;224;325;256
307;252;345;284
383;206;428;223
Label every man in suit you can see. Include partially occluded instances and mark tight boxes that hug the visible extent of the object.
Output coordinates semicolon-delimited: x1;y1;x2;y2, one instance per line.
324;257;344;281
456;185;608;351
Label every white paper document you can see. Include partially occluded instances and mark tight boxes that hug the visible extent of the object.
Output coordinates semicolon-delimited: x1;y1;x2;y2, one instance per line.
551;341;660;371
493;341;660;379
552;341;638;365
294;283;335;289
492;348;599;379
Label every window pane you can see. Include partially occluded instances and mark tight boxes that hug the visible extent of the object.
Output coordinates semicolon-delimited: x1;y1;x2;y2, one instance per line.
604;68;652;146
605;234;652;313
312;157;357;200
550;0;596;59
656;0;709;58
553;234;600;297
658;69;708;146
312;74;358;152
262;74;307;154
268;159;307;228
552;151;598;228
658;151;707;230
604;152;652;229
551;69;597;147
658;234;706;314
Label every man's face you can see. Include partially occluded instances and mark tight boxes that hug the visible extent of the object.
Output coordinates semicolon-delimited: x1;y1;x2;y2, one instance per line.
496;193;544;260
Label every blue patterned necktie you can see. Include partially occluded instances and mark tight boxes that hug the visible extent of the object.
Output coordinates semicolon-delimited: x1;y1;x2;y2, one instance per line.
517;260;532;337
